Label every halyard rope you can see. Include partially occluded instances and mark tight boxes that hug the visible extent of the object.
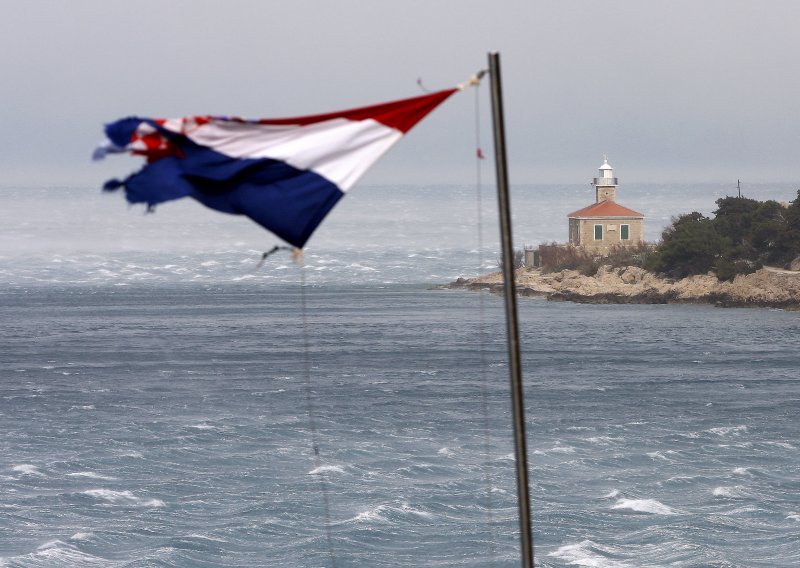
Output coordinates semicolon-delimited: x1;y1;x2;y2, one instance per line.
298;258;337;567
474;75;498;564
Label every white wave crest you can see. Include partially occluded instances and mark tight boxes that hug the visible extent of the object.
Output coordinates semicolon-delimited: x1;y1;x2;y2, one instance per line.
708;425;748;436
585;436;620;445
713;486;748;499
602;489;620;499
787;513;800;521
82;489;165;507
3;539;108;565
646;451;670;461
548;444;576;454
612;498;675;515
308;465;345;475
68;471;117;480
12;464;44;476
549;540;631;567
346;501;433;524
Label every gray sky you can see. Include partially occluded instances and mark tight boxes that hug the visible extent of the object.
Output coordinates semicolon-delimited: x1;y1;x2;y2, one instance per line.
2;0;800;187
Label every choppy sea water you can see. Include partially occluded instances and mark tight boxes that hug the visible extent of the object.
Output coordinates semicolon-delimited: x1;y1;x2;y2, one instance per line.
2;185;799;566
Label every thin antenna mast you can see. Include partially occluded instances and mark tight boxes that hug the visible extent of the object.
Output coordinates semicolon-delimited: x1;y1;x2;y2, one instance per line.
488;51;534;568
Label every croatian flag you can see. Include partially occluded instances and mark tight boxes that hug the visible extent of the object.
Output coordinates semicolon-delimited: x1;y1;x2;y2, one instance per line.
95;89;457;248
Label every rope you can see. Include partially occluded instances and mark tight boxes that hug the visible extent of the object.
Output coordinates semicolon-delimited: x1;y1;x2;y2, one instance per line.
474;76;498;563
298;253;337;567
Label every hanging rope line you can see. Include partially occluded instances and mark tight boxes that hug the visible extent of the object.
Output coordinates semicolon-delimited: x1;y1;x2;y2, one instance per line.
473;73;498;564
298;254;337;567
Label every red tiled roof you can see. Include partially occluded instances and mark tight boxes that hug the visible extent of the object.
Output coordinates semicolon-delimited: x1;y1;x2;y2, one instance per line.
567;200;643;218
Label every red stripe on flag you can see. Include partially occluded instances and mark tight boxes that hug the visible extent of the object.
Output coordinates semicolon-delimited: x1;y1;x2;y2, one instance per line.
252;89;458;133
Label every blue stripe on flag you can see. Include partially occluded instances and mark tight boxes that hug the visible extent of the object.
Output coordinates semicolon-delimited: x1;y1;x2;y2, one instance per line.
115;140;343;248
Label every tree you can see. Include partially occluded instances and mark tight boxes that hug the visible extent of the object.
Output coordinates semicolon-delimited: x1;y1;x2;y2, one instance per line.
644;212;727;278
772;190;800;265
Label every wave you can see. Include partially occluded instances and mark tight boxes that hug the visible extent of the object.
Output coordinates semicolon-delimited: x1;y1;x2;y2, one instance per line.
308;465;345;475
612;498;675;515
345;501;434;524
81;489;165;507
1;539;113;566
707;425;748;436
12;464;44;476
713;486;749;499
549;540;631;567
68;471;117;480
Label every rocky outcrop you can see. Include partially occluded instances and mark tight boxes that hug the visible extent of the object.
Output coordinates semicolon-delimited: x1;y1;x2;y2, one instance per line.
446;266;800;310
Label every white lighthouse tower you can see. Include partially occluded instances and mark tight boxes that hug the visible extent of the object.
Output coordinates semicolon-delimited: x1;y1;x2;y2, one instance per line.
594;156;618;203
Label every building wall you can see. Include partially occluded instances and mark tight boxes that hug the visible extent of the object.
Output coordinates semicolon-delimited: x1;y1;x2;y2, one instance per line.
571;217;644;252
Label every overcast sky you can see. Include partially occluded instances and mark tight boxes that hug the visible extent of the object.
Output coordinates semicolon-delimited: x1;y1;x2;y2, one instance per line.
2;0;800;187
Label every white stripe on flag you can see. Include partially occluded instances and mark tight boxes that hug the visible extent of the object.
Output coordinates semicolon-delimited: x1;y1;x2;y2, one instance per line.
173;118;403;192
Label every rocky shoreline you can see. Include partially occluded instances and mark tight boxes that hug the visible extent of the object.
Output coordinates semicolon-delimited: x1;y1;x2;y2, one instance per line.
445;266;800;310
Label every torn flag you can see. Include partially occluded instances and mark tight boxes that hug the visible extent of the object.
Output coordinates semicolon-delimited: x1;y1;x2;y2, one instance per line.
95;89;457;248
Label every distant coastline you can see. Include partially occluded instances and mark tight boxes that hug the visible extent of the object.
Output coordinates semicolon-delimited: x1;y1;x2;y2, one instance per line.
445;266;800;310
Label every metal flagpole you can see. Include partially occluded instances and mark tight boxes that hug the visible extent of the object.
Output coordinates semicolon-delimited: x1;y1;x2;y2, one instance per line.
488;51;534;568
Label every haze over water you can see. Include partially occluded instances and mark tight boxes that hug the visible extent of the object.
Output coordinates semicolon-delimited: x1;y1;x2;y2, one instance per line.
2;184;799;566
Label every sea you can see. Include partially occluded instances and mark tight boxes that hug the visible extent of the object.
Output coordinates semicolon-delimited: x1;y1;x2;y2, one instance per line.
1;183;799;567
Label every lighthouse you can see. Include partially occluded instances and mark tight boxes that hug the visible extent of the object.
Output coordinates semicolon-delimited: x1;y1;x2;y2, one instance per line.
567;157;644;252
594;157;618;203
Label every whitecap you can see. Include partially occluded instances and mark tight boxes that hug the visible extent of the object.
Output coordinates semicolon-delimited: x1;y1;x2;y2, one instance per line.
187;533;228;543
646;451;670;461
602;489;620;499
70;532;93;541
787;513;800;521
308;465;345;475
82;489;164;507
397;502;433;519
68;471;117;480
713;486;748;499
12;464;43;476
586;436;620;445
732;467;751;475
549;540;631;567
6;540;107;564
612;498;675;515
708;425;748;436
437;447;455;457
346;501;432;523
348;504;389;523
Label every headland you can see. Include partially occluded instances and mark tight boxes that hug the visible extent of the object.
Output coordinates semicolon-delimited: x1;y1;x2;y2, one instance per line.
446;265;800;310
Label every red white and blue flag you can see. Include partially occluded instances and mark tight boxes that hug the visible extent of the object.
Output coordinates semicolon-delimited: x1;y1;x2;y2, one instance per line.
95;89;457;247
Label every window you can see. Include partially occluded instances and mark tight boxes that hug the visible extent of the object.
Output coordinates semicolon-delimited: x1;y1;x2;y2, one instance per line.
594;224;603;240
620;224;630;240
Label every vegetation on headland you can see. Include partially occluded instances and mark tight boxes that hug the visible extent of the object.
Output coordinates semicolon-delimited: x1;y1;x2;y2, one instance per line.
538;191;800;281
539;242;652;276
643;191;800;280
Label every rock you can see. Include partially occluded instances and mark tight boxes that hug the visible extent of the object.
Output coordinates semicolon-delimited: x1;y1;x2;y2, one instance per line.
790;256;800;271
446;265;800;310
